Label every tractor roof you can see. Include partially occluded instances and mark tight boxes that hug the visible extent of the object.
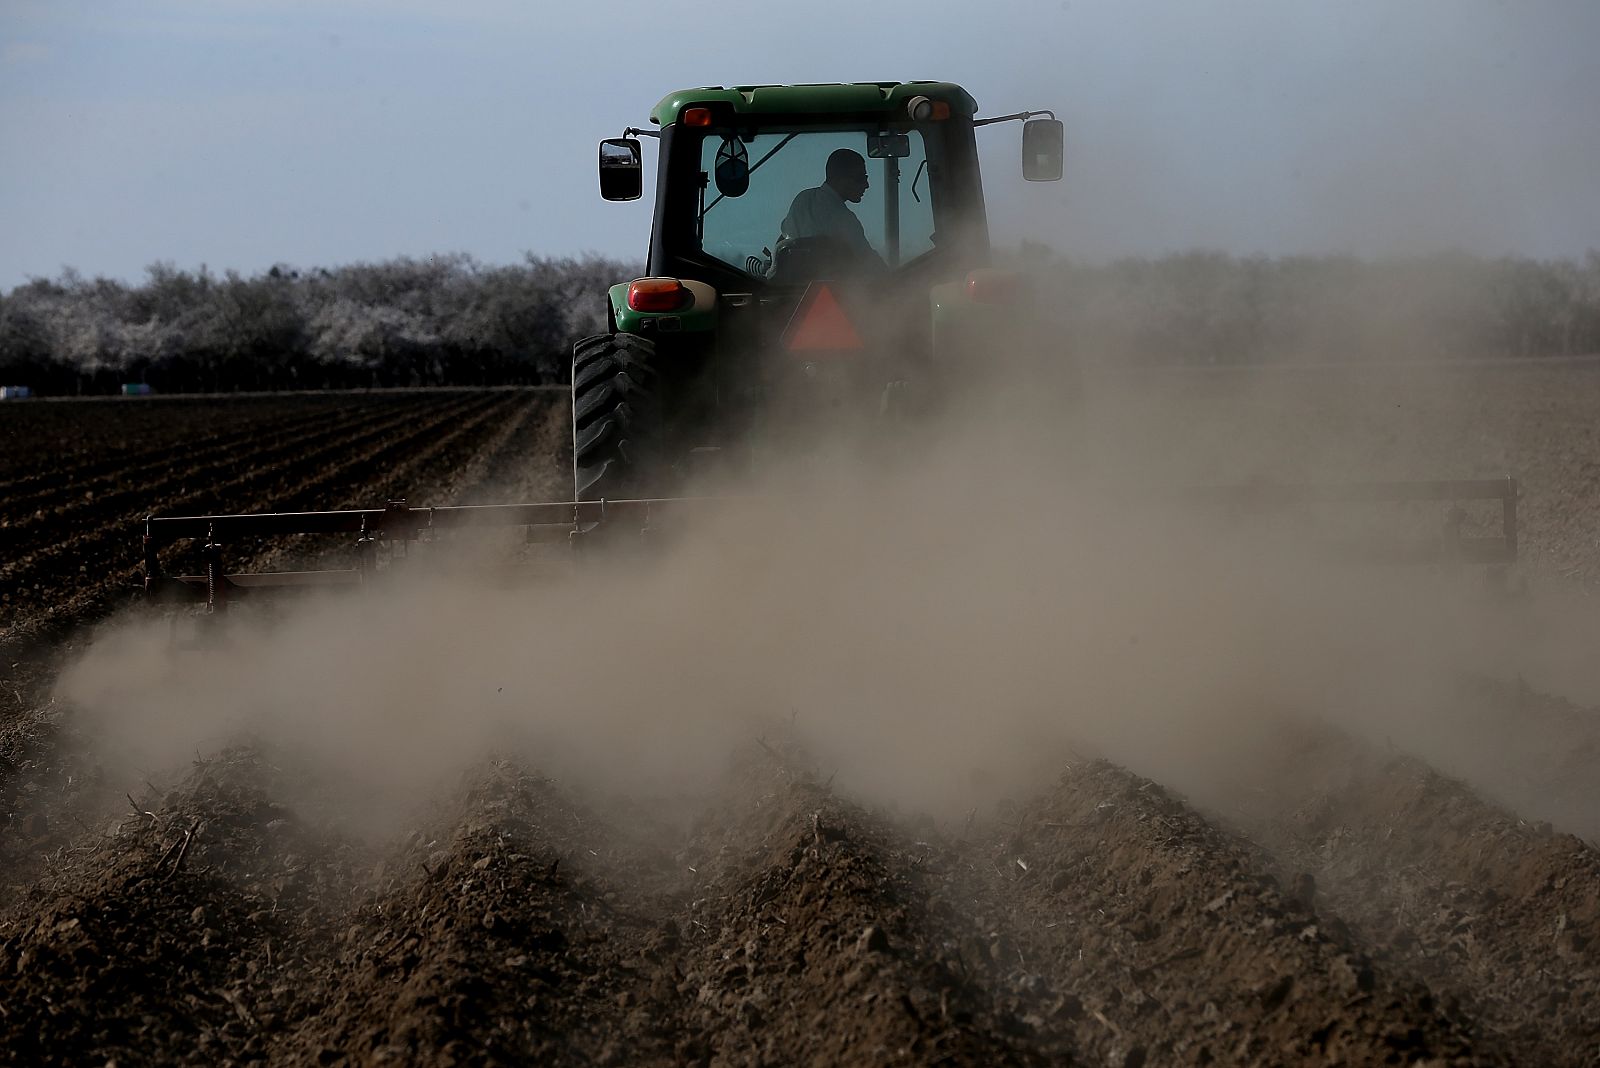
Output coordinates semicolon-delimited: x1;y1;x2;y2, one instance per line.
648;81;978;126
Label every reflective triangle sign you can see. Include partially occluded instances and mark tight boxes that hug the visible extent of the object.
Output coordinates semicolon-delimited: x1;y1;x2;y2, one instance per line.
782;284;863;353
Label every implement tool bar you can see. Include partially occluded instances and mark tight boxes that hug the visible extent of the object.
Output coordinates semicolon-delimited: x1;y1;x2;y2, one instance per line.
141;479;1521;610
143;497;726;547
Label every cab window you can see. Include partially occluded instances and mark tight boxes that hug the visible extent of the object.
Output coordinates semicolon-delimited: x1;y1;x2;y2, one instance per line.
695;127;935;278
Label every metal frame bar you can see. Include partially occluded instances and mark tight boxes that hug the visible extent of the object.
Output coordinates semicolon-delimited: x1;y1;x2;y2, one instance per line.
141;497;730;608
140;479;1521;609
142;496;747;547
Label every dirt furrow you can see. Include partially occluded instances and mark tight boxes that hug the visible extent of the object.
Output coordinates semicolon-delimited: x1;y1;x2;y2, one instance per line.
258;391;520;516
1220;724;1600;1066
457;386;573;506
1;750;688;1066
0;397;437;548
0;392;499;632
256;388;531;517
242;390;534;575
281;761;686;1065
952;757;1498;1067
1;392;540;905
667;745;1056;1067
0;736;1078;1067
0;400;364;508
0;748;370;1067
0;392;483;585
417;389;545;506
22;392;480;542
148;387;511;576
4;732;1583;1067
1398;678;1600;843
0;400;277;485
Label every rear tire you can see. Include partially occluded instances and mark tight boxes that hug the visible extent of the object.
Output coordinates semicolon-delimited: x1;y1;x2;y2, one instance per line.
571;333;664;501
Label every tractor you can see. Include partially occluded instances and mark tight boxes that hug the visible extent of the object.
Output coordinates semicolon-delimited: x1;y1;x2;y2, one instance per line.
573;81;1065;502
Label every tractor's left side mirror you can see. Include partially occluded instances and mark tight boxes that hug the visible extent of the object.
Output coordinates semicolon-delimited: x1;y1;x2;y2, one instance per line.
1022;119;1064;182
598;138;643;201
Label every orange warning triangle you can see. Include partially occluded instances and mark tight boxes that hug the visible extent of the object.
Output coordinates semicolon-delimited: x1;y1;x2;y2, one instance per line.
784;284;863;352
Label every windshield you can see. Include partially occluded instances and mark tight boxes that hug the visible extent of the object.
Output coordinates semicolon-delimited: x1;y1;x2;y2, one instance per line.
696;126;936;278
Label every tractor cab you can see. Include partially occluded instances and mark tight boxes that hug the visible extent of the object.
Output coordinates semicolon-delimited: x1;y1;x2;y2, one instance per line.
599;82;1060;292
577;82;1063;501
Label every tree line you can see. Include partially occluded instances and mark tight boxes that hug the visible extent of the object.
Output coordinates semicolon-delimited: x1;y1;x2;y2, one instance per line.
0;254;634;394
2;249;1598;394
1031;249;1600;365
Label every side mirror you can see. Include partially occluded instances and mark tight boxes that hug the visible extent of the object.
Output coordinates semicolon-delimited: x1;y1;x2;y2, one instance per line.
1022;119;1063;182
866;133;911;158
598;138;642;201
713;137;749;198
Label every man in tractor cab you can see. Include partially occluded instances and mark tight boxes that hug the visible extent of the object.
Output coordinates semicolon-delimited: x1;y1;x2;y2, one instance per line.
770;148;887;279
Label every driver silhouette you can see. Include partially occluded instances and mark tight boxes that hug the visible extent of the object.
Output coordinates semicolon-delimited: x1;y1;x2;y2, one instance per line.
773;149;887;273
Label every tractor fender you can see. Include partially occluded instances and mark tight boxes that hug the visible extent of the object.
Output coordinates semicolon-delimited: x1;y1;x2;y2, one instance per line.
609;279;719;336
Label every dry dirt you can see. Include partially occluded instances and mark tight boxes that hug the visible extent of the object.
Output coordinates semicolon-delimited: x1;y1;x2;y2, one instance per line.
2;372;1599;1066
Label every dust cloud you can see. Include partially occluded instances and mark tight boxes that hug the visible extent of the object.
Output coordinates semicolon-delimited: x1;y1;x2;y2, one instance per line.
54;356;1600;840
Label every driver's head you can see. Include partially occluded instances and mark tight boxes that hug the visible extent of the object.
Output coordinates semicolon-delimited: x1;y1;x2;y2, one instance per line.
825;149;870;203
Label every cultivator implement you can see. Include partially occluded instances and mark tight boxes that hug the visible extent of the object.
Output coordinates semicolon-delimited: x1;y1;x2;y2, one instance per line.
141;497;714;612
141;477;1521;614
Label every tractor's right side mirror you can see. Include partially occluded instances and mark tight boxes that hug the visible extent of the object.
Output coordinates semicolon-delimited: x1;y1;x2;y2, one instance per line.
1022;119;1064;182
598;138;643;201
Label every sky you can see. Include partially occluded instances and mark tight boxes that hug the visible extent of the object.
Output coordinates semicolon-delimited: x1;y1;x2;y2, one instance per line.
1;0;1598;289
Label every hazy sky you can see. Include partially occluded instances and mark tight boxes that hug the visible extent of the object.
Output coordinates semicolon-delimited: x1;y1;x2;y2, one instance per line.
2;0;1597;289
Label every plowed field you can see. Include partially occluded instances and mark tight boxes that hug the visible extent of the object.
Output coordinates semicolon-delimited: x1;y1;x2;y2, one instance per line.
3;372;1600;1067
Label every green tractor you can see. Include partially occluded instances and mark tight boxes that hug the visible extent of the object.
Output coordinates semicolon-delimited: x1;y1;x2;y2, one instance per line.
573;81;1065;502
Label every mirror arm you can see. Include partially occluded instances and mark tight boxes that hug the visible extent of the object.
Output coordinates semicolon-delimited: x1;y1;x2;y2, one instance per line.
973;109;1056;128
623;126;662;139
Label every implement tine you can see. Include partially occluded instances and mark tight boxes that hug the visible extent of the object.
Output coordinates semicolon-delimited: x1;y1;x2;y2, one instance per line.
142;516;163;595
203;523;226;615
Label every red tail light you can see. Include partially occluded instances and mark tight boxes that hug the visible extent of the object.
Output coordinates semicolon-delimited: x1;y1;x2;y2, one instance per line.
965;268;1022;304
682;107;714;127
627;277;690;312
